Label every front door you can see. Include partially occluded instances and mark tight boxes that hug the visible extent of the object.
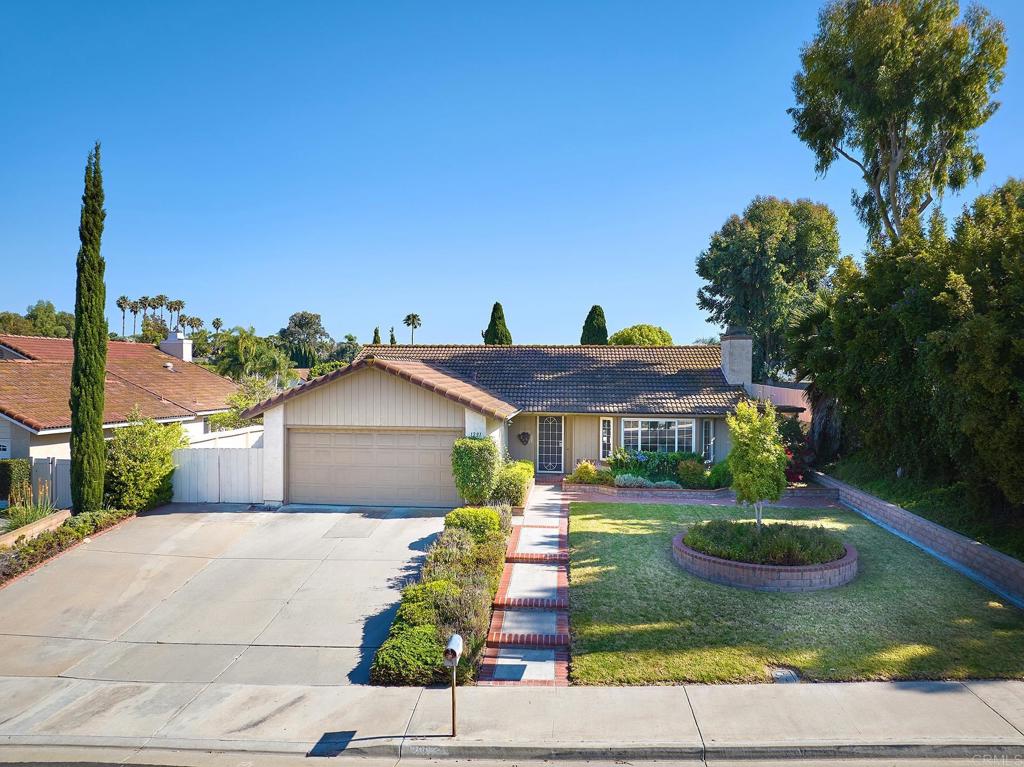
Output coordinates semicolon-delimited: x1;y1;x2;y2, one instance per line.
537;415;564;473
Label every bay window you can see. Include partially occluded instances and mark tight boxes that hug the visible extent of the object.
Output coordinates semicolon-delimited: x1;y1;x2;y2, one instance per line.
621;419;694;453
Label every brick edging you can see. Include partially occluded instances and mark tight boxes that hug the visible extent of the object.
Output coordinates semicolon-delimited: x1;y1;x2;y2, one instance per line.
812;471;1024;606
672;532;858;592
562;482;839;504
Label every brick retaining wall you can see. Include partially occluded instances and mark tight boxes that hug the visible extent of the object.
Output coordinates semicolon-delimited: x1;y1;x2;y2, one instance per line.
813;471;1024;605
671;533;858;592
563;482;839;507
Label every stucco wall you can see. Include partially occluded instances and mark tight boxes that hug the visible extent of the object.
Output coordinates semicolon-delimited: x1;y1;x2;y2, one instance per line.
284;368;465;429
0;418;30;459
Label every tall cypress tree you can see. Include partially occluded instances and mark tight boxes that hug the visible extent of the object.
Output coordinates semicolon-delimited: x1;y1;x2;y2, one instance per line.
581;305;608;344
372;326;382;344
70;143;108;514
482;302;512;345
389;327;397;345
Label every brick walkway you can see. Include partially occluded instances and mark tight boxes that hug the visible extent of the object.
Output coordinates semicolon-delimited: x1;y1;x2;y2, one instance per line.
478;480;570;686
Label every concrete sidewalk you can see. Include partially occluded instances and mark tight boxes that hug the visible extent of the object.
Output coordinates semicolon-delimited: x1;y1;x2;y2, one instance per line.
0;677;1022;762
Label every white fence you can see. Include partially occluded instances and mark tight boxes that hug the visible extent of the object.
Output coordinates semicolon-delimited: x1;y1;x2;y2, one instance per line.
187;426;264;449
172;447;263;504
31;457;72;509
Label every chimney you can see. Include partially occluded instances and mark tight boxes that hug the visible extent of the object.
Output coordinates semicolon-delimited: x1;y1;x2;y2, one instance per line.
159;330;193;363
720;325;753;391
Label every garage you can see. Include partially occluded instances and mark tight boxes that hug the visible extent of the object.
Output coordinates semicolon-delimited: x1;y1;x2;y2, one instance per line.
287;427;462;506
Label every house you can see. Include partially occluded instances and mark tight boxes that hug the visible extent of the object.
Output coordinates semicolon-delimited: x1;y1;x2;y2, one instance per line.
241;329;755;507
0;331;237;460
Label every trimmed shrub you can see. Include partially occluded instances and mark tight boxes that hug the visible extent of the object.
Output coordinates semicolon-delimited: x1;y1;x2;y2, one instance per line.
708;459;732;489
684;519;845;566
394;580;462;628
654;480;682;489
491;461;533;506
0;459;31;503
0;507;134;585
370;625;444;685
609;449;705;482
490;502;513;534
566;460;598;483
445;506;502;543
104;412;187;511
614;473;655;488
677;459;710;489
451;437;500;504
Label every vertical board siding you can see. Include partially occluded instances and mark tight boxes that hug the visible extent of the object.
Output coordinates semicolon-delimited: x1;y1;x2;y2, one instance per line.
285;368;464;428
172;448;263;503
31;458;72;509
572;415;600;467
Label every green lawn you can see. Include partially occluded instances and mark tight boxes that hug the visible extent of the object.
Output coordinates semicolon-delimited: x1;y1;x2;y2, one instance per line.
827;452;1024;562
569;502;1024;684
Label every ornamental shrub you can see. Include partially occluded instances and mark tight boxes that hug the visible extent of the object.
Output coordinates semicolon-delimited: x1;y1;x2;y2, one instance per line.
0;459;31;502
104;411;188;512
684;519;844;566
445;506;502;543
394;580;462;628
609;449;705;482
450;437;500;504
677;459;709;489
370;625;444;685
614;473;655;488
707;459;733;489
491;461;533;506
654;479;682;489
566;460;597;483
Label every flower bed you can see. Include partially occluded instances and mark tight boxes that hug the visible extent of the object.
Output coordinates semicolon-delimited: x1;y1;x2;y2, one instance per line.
370;504;511;685
672;528;857;592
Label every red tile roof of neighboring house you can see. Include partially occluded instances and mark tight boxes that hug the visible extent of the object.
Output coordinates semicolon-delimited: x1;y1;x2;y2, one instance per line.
0;361;194;432
242;344;746;420
0;335;237;432
241;356;520;421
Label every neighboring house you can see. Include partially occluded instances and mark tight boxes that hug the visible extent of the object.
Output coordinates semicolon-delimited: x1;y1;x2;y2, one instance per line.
241;329;757;507
0;331;237;460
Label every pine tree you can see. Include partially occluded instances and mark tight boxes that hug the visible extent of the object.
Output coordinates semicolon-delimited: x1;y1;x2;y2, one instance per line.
482;302;512;345
70;142;108;514
372;326;382;344
580;305;608;344
389;327;397;345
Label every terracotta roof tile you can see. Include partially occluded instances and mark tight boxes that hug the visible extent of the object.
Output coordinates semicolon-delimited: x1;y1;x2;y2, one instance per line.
0;334;237;416
0;361;194;431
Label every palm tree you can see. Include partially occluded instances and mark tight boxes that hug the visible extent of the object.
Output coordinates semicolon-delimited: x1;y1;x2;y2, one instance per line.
166;299;185;328
403;313;421;344
129;300;142;336
153;295;168;322
115;295;130;337
185;315;203;333
138;296;151;321
215;326;295;383
212;317;223;333
148;296;161;319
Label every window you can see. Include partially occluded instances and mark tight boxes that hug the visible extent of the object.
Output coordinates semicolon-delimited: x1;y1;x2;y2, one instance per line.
621;419;695;453
702;420;715;462
600;417;613;460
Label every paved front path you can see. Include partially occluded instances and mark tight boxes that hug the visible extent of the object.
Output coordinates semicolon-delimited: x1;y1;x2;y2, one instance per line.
0;503;446;687
478;481;569;685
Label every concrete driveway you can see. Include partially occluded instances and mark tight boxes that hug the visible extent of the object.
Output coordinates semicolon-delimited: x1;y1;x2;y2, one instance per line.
0;503;446;686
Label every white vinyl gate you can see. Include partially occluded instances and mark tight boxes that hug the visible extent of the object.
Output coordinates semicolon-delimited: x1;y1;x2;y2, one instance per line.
172;448;263;504
31;458;72;509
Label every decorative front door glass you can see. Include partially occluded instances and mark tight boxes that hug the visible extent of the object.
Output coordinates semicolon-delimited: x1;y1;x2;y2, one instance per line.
537;416;563;473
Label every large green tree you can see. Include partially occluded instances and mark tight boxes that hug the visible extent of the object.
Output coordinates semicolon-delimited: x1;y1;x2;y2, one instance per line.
580;305;608;344
482;302;512;345
789;0;1006;242
608;324;673;346
697;196;840;379
278;311;334;362
70;143;108;514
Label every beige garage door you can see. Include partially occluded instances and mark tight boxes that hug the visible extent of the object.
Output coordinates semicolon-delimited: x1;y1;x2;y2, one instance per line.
287;428;463;506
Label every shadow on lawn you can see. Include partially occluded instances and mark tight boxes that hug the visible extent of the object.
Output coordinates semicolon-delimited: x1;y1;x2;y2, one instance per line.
567;502;1024;683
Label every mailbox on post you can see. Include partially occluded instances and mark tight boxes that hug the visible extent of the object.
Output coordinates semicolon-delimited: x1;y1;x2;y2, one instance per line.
443;634;463;736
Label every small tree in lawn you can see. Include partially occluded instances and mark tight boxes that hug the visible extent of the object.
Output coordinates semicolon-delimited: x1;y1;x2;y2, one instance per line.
726;400;788;530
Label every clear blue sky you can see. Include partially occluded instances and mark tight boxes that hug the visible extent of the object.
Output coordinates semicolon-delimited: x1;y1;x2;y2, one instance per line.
2;1;1022;344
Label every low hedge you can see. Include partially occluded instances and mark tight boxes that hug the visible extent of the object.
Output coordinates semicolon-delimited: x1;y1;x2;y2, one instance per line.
0;507;134;585
0;459;31;502
491;461;534;506
609;449;705;482
370;505;510;685
684;519;845;566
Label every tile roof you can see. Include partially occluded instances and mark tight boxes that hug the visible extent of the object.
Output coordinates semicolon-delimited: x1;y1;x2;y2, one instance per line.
241;357;520;421
243;344;745;419
353;345;745;415
0;335;238;431
0;361;194;431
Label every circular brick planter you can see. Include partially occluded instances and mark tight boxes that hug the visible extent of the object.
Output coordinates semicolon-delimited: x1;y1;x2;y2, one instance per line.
671;532;858;592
